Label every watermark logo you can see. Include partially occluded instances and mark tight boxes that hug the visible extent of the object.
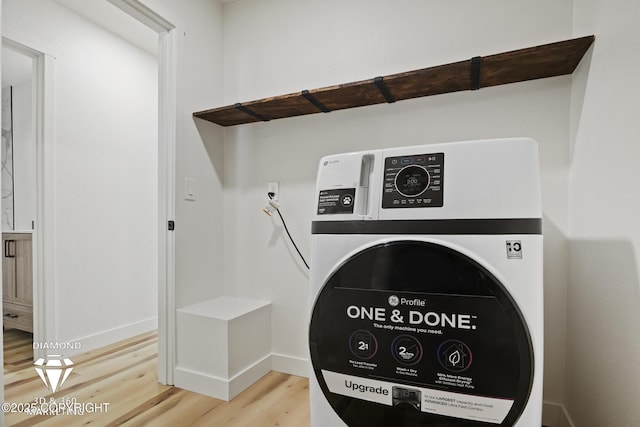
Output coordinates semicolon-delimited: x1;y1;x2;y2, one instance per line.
33;341;81;351
1;355;110;417
34;355;74;392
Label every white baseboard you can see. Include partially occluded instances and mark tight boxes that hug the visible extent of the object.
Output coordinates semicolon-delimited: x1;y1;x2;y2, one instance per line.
60;317;158;357
271;353;310;378
175;354;272;401
543;402;575;427
173;353;309;401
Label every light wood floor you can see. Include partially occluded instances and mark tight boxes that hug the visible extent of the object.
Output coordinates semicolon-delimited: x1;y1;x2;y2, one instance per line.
3;329;310;426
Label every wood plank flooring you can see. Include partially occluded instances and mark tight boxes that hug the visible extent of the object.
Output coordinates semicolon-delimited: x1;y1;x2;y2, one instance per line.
3;329;310;426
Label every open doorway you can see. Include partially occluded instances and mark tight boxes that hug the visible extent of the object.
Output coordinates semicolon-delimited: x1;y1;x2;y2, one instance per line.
1;0;176;398
2;0;176;389
2;41;39;374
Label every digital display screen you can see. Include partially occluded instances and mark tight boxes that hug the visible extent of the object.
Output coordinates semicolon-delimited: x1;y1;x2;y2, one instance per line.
395;166;430;197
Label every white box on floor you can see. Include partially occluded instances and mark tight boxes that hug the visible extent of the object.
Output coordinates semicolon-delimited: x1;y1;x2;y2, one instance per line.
175;296;272;400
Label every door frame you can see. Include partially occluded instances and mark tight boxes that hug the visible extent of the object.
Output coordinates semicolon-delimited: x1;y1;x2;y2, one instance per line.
1;37;54;361
106;0;177;385
156;24;177;386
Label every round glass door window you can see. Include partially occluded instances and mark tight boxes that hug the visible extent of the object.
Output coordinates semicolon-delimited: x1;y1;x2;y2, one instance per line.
309;241;534;426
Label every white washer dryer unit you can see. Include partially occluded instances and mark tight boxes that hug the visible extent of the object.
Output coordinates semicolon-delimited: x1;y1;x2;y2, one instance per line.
309;138;543;427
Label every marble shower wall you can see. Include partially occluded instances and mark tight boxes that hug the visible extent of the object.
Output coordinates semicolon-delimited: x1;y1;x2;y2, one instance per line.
1;86;14;230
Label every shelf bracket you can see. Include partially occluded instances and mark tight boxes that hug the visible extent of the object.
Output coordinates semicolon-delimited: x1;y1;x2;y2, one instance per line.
234;103;270;122
470;56;482;90
301;90;331;113
373;76;395;103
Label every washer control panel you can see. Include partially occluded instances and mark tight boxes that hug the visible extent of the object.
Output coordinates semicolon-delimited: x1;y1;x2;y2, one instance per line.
382;152;444;208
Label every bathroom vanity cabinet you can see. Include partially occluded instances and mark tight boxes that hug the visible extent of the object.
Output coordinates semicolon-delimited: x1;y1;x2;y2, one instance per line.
2;233;33;332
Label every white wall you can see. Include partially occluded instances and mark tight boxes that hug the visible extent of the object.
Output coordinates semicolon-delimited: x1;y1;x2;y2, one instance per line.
567;0;640;425
221;0;573;404
138;0;225;310
3;0;158;347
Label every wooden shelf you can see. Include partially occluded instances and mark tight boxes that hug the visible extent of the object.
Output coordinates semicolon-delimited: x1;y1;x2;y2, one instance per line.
194;35;594;127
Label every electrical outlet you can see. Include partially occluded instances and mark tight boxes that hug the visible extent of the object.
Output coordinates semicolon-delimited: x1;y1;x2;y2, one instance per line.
268;181;279;202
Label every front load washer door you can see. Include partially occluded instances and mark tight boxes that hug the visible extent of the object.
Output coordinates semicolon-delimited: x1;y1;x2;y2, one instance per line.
309;241;533;426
